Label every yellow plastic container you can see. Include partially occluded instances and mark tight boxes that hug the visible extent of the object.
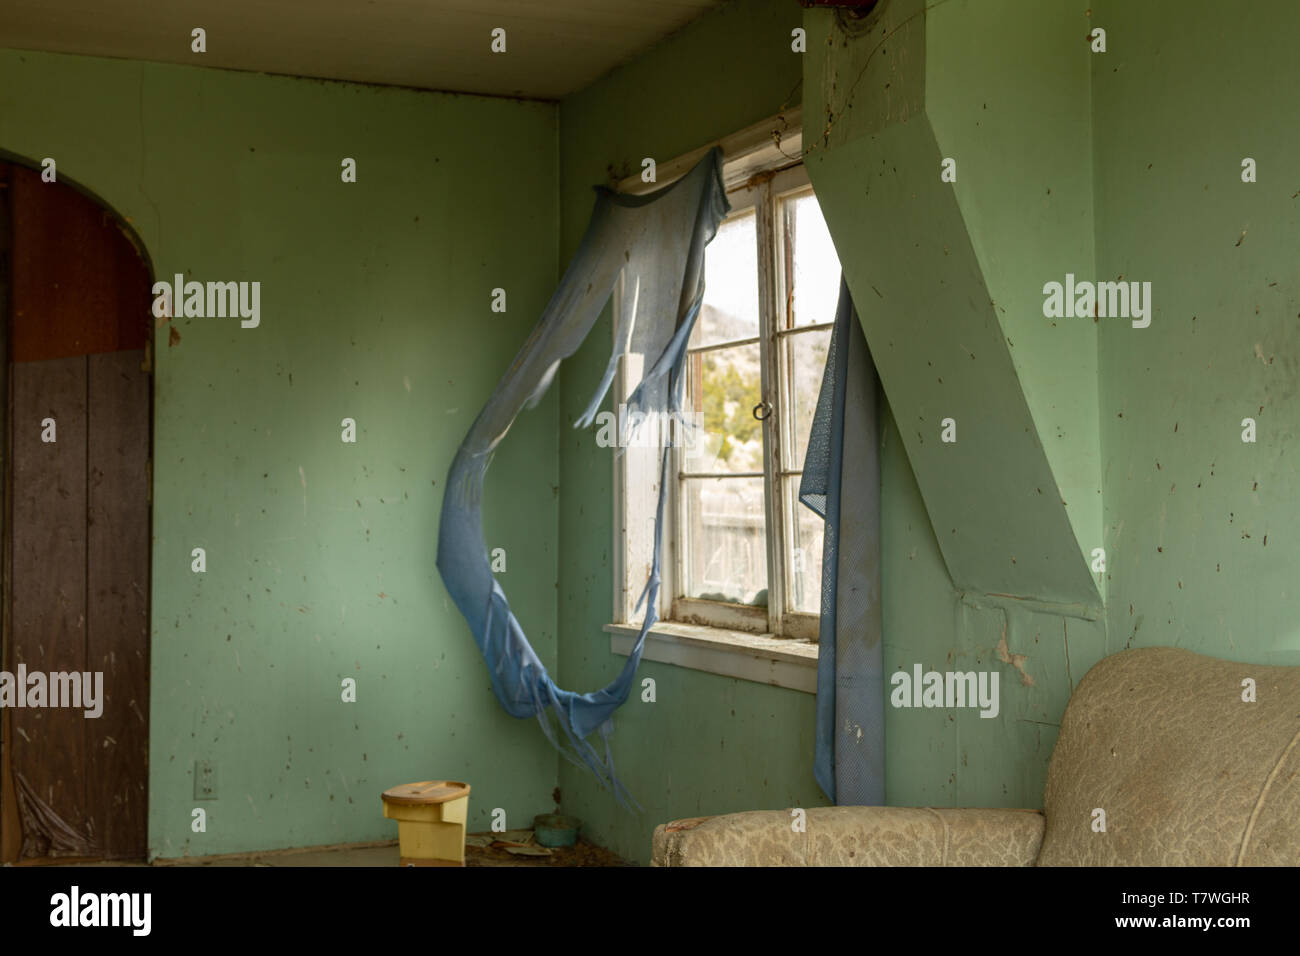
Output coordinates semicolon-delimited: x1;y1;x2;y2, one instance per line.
381;780;471;866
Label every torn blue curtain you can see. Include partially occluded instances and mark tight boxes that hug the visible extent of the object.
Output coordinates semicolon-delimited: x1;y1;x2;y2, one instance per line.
436;149;729;807
799;276;884;805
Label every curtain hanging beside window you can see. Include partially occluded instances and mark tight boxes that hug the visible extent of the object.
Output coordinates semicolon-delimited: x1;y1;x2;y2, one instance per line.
799;277;884;805
437;149;729;807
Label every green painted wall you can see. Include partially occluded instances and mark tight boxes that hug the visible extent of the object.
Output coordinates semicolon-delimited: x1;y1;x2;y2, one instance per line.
804;0;1300;820
8;0;1291;868
802;0;1107;817
804;0;1101;608
555;0;824;864
553;0;1300;858
553;0;1115;861
1093;0;1300;666
0;49;562;857
926;0;1103;598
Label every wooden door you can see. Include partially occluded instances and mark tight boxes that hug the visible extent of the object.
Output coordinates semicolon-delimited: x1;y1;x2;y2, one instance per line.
0;161;152;861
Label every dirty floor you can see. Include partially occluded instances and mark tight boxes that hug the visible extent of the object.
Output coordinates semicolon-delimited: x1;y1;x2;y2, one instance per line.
37;836;633;867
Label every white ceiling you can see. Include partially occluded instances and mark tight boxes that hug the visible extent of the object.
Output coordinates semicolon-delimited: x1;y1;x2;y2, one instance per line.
0;0;723;99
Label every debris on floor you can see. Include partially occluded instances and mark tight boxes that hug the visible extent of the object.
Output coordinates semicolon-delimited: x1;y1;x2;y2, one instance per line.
468;829;554;857
465;829;534;848
464;831;632;867
500;844;552;857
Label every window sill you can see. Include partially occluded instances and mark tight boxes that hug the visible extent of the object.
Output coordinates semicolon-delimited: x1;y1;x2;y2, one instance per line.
603;621;818;693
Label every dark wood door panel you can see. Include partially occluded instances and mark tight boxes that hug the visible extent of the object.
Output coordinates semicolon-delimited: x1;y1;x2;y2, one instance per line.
1;160;153;862
9;355;92;857
87;349;150;859
9;163;150;362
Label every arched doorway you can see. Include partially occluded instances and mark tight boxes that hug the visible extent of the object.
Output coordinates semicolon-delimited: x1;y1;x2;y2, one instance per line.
0;159;153;862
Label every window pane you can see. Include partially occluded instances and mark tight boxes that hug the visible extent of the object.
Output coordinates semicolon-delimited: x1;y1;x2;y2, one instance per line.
782;327;832;472
692;210;759;348
781;190;841;329
683;342;764;474
784;477;824;614
682;476;768;606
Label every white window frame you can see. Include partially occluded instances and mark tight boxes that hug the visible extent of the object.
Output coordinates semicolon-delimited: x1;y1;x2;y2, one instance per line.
672;163;828;643
604;112;822;691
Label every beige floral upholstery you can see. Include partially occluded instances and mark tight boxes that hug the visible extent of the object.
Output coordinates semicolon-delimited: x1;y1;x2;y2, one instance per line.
652;647;1300;866
1038;646;1300;866
652;807;1044;866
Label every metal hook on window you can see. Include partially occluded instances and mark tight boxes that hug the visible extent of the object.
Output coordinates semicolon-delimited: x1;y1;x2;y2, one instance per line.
752;401;773;422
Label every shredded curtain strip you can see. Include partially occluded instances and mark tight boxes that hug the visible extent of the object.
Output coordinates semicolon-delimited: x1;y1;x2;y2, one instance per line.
437;149;729;807
799;276;884;805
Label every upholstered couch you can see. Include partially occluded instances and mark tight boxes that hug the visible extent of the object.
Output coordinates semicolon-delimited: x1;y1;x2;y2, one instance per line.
651;646;1300;866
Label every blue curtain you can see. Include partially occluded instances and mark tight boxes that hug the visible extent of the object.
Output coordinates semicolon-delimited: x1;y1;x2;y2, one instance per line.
799;277;884;805
436;150;729;806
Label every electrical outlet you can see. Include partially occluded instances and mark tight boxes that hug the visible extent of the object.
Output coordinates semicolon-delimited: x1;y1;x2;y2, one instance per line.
195;760;217;800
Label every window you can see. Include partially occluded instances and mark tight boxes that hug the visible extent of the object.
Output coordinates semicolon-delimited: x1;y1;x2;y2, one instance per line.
610;123;843;653
675;164;840;639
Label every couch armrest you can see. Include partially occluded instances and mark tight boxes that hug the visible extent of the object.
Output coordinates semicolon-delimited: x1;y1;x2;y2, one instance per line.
652;806;1044;866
